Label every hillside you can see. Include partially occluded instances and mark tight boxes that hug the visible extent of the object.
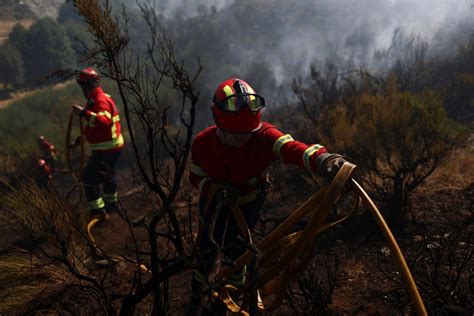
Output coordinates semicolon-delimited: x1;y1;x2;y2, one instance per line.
0;0;63;43
0;131;472;314
0;1;472;314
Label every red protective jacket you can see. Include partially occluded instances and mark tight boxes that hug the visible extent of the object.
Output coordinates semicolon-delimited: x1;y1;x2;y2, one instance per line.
39;139;57;156
37;160;52;178
190;122;327;204
81;87;124;151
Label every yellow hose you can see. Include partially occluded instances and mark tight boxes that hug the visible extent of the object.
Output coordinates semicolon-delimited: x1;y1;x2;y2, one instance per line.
210;163;427;315
351;179;427;315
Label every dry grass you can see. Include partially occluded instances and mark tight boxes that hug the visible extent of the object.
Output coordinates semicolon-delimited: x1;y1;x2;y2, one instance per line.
0;249;64;313
0;80;74;109
421;131;474;191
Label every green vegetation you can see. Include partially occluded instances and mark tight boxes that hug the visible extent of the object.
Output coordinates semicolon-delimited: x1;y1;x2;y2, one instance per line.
0;80;120;153
0;43;24;89
22;18;76;85
0;83;81;151
320;80;463;217
2;18;76;89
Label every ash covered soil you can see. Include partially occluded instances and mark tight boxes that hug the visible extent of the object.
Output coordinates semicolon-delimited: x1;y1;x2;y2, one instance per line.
0;137;472;315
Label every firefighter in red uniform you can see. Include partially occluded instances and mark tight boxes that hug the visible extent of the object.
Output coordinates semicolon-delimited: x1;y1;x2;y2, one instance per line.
71;68;124;220
36;159;52;187
188;78;345;313
38;135;58;173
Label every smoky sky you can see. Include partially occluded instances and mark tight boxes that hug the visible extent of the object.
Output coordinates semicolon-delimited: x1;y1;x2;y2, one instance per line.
151;0;473;82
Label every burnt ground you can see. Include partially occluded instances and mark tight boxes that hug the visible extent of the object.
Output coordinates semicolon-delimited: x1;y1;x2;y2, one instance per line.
0;142;472;315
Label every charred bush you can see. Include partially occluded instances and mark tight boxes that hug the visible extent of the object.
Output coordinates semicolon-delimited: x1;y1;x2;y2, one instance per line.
317;80;463;224
286;253;340;315
377;223;473;314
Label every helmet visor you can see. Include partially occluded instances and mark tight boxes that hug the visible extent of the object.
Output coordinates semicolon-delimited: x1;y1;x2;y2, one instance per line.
216;93;265;112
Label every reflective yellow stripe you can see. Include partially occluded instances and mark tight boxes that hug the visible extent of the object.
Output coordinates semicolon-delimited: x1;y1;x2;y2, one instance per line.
230;265;247;279
223;85;234;97
103;192;119;202
249;94;257;109
273;134;294;160
198;177;211;193
88;197;105;210
228;276;246;288
191;163;208;177
303;144;324;171
237;190;259;205
246;84;256;94
111;122;117;139
223;85;235;111
97;110;112;119
88;112;97;127
105;93;111;98
111;115;120;138
90;134;124;151
228;265;247;287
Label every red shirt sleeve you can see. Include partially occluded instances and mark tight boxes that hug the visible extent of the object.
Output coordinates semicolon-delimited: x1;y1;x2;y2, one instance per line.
260;124;327;174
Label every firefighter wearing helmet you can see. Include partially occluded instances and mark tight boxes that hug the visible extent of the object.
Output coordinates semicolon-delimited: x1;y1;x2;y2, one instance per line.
71;67;124;221
38;135;58;173
187;78;346;313
35;159;52;187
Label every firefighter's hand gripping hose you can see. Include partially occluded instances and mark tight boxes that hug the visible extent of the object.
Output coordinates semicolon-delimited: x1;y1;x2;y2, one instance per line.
201;162;427;316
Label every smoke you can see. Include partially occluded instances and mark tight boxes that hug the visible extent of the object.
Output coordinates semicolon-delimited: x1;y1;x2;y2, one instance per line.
153;0;232;17
151;0;473;83
263;0;473;80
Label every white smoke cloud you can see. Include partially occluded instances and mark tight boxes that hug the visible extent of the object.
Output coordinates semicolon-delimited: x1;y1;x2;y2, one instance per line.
149;0;474;83
267;0;473;80
154;0;233;17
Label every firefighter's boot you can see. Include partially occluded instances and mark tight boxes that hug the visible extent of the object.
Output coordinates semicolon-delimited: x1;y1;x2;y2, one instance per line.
89;207;108;221
104;192;120;214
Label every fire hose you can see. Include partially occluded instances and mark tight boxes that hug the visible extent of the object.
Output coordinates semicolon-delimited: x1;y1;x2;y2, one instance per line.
65;111;85;183
202;162;427;315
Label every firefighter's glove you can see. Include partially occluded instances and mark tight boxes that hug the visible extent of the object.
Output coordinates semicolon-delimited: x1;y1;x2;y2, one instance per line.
316;153;346;181
215;182;240;207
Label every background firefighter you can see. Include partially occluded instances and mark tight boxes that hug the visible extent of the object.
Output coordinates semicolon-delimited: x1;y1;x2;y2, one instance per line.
188;78;346;314
71;67;124;221
38;135;58;174
35;159;52;188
